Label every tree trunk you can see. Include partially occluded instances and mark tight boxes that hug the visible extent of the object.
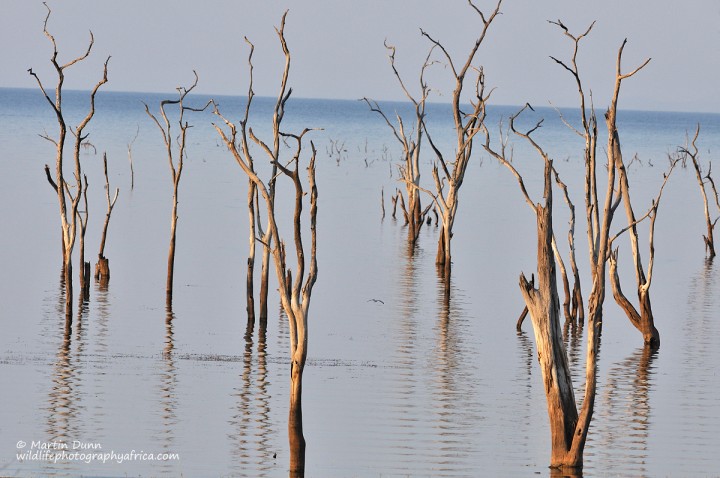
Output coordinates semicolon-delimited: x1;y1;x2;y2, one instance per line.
407;188;423;247
609;251;660;347
288;360;305;477
259;244;270;321
519;179;580;468
435;221;452;280
94;152;118;284
167;188;178;302
63;251;73;320
246;180;257;326
95;255;110;284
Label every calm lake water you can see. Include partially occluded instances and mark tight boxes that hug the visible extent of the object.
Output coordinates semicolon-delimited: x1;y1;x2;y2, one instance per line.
1;87;719;477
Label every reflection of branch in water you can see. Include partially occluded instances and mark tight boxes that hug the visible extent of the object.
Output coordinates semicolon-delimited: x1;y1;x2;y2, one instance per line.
234;319;254;466
394;240;419;380
516;329;534;383
593;346;657;475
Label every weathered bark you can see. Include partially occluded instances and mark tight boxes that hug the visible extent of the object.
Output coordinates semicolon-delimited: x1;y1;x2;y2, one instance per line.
30;5;108;317
493;24;650;470
519;162;580;466
145;72;209;303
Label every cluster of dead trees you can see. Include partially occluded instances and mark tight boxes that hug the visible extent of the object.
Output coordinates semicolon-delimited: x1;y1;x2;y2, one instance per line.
364;1;718;472
30;4;119;321
33;7;316;475
211;13;318;474
366;0;502;283
32;2;719;476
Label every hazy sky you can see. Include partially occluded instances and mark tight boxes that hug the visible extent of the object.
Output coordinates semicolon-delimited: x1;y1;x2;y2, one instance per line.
3;0;719;112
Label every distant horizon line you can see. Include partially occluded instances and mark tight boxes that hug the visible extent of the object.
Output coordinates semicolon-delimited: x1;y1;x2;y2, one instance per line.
2;85;717;117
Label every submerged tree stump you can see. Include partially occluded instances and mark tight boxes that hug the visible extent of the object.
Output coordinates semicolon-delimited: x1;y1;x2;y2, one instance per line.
95;254;110;283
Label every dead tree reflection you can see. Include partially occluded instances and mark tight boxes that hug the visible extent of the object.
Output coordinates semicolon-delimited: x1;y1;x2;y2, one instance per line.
594;346;657;476
232;311;274;475
46;317;80;458
431;274;478;465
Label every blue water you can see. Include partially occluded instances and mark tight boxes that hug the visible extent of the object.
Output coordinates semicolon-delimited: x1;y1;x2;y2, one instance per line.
1;86;719;477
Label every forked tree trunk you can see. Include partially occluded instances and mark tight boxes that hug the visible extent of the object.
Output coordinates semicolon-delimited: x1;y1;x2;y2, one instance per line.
609;251;660;346
685;126;718;259
614;155;660;347
519;162;581;468
30;6;108;318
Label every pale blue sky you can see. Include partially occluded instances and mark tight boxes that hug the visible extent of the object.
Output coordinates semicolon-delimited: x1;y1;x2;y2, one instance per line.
2;0;719;112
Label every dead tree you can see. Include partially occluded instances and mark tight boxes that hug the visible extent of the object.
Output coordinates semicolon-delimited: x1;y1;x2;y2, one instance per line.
683;125;719;258
488;22;652;469
362;40;434;247
212;13;318;475
144;71;209;304
485;105;601;469
213;108;317;478
421;0;503;280
607;158;677;348
29;3;109;316
223;36;262;327
213;22;292;327
548;20;602;291
95;152;119;283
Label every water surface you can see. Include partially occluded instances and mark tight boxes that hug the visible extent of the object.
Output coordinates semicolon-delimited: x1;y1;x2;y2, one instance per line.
1;88;719;476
